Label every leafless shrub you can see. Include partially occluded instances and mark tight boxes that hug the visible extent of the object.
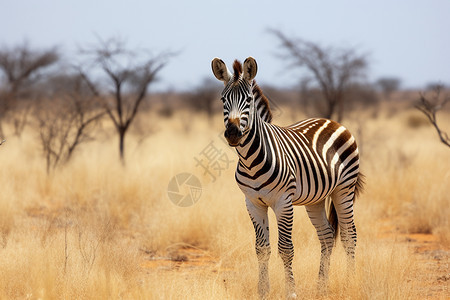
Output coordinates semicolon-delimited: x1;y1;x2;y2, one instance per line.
36;74;104;173
0;42;59;137
376;77;401;100
425;82;446;92
185;78;221;122
406;115;429;129
11;102;32;137
157;89;176;118
346;82;380;117
415;86;450;148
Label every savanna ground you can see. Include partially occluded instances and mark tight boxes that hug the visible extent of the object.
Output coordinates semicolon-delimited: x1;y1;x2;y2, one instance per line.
0;94;449;299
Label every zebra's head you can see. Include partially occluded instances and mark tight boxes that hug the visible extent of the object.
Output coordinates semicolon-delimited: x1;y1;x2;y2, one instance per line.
211;57;258;147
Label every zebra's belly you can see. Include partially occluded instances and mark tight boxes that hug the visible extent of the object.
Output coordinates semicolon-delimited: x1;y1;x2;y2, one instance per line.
238;177;338;208
291;175;336;206
291;189;333;206
235;163;337;207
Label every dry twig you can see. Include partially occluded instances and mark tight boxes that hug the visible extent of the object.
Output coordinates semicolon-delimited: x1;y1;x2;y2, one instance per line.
415;86;450;148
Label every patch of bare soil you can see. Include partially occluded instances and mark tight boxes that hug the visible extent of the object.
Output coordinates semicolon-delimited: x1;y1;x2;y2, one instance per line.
140;244;220;273
404;234;449;299
378;222;449;299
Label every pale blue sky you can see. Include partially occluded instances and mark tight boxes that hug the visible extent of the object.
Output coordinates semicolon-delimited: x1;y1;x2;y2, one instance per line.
1;0;449;90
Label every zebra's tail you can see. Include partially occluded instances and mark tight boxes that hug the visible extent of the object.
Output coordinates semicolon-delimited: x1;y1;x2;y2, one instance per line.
327;199;339;243
354;172;365;199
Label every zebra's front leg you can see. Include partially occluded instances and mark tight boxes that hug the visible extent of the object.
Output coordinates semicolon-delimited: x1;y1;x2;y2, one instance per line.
245;198;271;299
274;199;297;299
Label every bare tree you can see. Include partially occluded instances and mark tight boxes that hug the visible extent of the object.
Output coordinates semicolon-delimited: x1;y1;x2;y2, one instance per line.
36;73;104;173
415;86;450;148
376;77;401;100
0;42;59;137
270;29;368;122
77;38;172;162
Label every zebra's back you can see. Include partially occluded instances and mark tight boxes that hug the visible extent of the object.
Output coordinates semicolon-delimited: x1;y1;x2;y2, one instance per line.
283;118;360;206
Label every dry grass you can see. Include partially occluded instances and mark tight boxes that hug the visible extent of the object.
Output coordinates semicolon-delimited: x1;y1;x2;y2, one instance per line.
0;103;448;299
358;108;450;246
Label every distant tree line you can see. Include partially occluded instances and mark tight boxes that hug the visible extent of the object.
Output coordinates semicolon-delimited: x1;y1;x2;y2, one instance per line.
2;31;446;171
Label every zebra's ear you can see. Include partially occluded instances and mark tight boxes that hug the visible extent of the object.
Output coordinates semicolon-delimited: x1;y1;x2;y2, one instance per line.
243;57;257;82
212;58;231;83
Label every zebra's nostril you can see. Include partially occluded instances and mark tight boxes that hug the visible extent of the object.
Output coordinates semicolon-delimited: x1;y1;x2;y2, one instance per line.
226;124;239;137
225;123;242;146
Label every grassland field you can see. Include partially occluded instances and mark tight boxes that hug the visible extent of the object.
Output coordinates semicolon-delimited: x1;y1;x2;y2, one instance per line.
0;95;449;299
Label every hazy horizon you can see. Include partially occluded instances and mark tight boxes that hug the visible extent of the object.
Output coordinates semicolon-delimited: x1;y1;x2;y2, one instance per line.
1;0;449;91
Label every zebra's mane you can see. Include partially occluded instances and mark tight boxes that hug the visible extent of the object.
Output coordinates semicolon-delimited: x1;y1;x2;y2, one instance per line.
232;60;272;124
232;60;242;82
252;83;273;123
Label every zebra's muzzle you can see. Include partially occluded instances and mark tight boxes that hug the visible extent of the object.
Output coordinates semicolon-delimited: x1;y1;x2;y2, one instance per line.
224;123;242;147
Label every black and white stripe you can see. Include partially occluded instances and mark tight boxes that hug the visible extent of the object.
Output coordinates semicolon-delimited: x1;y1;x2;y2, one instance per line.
212;57;363;299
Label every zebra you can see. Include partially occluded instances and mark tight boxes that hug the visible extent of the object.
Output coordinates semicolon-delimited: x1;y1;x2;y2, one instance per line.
211;57;364;299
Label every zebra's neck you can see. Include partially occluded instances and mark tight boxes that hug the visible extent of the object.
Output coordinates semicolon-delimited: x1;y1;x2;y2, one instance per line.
235;100;269;163
235;83;272;165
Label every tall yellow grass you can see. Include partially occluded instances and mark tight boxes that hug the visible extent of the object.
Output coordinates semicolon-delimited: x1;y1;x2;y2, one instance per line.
0;105;448;299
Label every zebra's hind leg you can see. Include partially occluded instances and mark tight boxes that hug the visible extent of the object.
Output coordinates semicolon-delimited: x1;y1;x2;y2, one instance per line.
332;186;357;273
245;198;271;299
305;201;336;290
274;199;297;299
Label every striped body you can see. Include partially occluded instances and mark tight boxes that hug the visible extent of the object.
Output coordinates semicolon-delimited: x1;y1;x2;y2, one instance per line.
212;57;362;299
237;117;359;208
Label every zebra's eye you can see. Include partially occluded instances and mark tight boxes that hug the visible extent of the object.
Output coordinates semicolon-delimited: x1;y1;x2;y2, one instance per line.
220;97;225;103
246;96;252;102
